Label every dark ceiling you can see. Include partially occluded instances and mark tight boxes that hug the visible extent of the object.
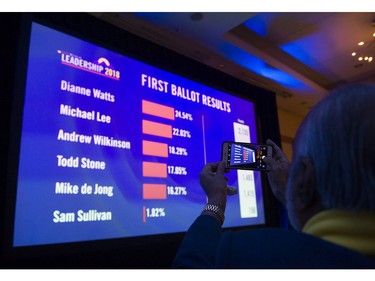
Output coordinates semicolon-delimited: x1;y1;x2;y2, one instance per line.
93;12;375;117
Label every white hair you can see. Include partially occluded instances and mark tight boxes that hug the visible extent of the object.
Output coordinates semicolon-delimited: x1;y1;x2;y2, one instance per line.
291;83;375;210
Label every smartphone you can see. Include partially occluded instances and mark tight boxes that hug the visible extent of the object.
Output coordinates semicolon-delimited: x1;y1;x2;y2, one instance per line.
221;141;273;171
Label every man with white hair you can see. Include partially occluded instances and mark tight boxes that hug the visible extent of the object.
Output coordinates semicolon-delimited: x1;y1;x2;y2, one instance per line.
172;83;375;268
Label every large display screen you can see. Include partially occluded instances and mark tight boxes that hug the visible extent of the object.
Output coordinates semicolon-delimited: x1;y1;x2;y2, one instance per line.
12;21;265;247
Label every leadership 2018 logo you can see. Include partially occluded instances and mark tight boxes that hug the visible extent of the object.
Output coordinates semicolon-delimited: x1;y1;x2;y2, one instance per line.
58;50;121;80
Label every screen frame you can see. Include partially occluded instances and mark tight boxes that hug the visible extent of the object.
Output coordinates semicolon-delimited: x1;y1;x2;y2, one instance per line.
0;12;283;268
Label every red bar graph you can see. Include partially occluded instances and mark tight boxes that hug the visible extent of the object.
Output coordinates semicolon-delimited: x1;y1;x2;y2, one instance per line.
243;149;248;161
143;183;167;199
141;100;175;223
142;140;168;157
142;120;172;138
142;161;167;178
142;100;175;120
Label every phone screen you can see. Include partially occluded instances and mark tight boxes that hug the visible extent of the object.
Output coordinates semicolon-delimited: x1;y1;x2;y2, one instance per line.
222;142;272;170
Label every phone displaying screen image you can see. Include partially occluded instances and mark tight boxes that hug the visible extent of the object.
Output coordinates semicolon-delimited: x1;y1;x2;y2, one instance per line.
222;142;273;171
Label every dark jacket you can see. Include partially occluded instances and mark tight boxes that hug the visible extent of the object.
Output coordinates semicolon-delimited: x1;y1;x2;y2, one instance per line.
172;215;375;269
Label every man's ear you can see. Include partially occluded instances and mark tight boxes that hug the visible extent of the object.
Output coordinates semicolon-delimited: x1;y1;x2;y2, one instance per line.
294;157;319;210
286;156;324;230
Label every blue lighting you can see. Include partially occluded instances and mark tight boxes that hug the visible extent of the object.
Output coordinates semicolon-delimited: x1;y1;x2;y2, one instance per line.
243;16;268;37
135;12;313;93
237;15;317;93
218;42;308;91
280;42;316;67
242;13;278;37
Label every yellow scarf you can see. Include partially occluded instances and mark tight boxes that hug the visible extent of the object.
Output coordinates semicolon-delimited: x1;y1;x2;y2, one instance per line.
302;210;375;256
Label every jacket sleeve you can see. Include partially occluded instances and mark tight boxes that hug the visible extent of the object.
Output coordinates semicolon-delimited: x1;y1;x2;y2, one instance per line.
172;214;222;268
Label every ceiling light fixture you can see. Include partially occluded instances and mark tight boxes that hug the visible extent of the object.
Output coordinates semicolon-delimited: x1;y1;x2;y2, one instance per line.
351;21;374;64
351;42;373;63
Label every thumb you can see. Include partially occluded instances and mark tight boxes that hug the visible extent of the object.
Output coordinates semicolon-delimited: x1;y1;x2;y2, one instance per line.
216;160;227;175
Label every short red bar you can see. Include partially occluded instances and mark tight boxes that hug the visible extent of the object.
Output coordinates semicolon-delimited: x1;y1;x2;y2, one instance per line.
142;206;146;223
143;183;167;199
142;100;175;120
142;161;167;178
142;120;172;139
142;140;168;157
